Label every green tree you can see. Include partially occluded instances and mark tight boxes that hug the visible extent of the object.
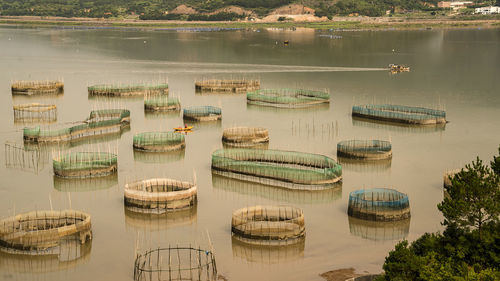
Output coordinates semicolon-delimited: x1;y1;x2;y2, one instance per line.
491;146;500;175
438;157;500;239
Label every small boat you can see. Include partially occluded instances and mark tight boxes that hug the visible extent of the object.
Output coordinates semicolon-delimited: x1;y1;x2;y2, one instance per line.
174;126;193;132
389;64;410;73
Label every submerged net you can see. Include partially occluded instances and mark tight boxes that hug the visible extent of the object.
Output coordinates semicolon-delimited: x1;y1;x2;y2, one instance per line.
348;188;410;221
211;148;342;190
11;80;64;95
183;106;222;121
124;178;197;214
352;104;446;125
88;83;169;96
133;132;185;152
0;210;92;254
23;109;130;143
195;79;260;93
13;103;57;124
134;246;217;281
337;140;392;160
144;96;180;111
222;127;269;147
53;152;118;179
231;205;305;246
247;89;330;108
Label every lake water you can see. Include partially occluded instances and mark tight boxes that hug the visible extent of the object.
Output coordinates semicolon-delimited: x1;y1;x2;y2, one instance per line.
0;26;499;281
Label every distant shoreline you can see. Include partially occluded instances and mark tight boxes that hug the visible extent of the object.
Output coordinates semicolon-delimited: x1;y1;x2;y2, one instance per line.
0;16;499;31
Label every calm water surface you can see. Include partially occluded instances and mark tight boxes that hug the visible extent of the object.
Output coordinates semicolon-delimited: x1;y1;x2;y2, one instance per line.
0;26;499;281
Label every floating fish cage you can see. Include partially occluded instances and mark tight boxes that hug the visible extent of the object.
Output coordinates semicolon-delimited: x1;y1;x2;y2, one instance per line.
0;210;92;255
183;106;222;122
53;152;118;179
124;178;197;214
348;188;411;222
133;132;185;152
134;246;217;281
88;83;169;97
247;89;330;108
23;109;130;143
144;96;180;112
337;140;392;160
211;148;342;190
231;205;305;246
231;235;305;264
13;103;57;124
348;216;410;241
352;104;446;125
53;174;118;192
11;80;64;96
195;79;260;93
212;174;342;205
124;206;197;232
222;127;269;148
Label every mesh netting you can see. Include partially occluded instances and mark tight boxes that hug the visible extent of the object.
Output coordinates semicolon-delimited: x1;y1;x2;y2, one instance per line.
133;132;185;152
24;109;130;143
0;210;92;254
231;205;305;246
88;83;169;96
13;103;57;124
124;178;197;214
11;80;64;95
337;140;392;160
183;106;222;121
211;148;342;190
53;152;118;179
348;188;411;221
222;127;269;147
134;247;217;281
247;89;330;108
144;96;180;111
352;104;446;125
195;79;260;93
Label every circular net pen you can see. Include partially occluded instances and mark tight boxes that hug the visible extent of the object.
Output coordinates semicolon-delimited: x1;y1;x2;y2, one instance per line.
348;188;410;222
195;79;260;93
11;80;64;96
211;148;342;190
133;132;185;152
88;83;169;97
134;246;217;281
124;178;197;214
352;104;446;125
53;152;118;179
231;205;305;246
222;127;269;148
13;103;57;124
183;106;222;122
247;89;330;108
144;96;181;112
0;210;92;255
337;140;392;160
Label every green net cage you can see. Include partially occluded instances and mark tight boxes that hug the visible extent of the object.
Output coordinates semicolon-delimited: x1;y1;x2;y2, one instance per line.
352;104;446;125
183;106;222;121
348;188;411;222
133;132;185;152
53;152;118;179
211;148;342;190
337;140;392;160
88;83;168;96
144;96;180;111
195;79;260;93
247;89;330;108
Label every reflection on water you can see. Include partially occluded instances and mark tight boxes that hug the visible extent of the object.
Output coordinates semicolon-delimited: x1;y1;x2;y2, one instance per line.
0;239;91;277
124;205;197;232
144;110;181;120
23;131;126;152
53;174;118;192
337;157;392;173
352;117;446;134
133;149;185;164
348;216;410;241
232;236;305;264
247;103;330;113
183;119;222;130
4;142;51;174
212;174;341;204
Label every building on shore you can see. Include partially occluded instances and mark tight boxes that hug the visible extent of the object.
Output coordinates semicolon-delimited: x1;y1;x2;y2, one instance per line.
474;6;500;15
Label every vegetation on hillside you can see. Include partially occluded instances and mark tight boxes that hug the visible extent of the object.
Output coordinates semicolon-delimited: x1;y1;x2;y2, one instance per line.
375;146;500;281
